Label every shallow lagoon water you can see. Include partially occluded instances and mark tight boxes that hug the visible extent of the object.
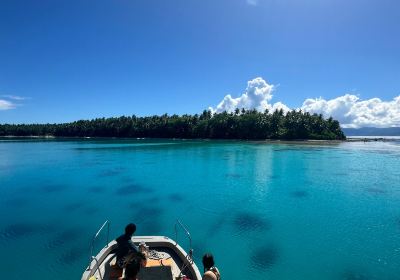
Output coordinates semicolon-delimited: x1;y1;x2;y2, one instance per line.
1;138;400;280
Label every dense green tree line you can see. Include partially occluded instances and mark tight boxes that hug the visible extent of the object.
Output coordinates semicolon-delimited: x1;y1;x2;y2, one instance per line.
0;109;345;140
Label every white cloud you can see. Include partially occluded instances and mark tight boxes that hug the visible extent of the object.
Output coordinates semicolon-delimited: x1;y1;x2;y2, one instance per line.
211;77;400;128
0;94;28;111
211;77;290;114
1;95;27;101
0;99;15;110
301;94;400;128
246;0;259;6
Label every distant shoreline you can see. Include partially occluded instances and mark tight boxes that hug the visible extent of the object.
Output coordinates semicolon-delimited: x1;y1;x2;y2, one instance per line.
1;135;398;143
0;111;346;140
346;136;400;142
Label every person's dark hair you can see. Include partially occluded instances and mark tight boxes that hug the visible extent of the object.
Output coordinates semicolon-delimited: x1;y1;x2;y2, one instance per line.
125;223;136;236
125;259;140;279
202;253;215;271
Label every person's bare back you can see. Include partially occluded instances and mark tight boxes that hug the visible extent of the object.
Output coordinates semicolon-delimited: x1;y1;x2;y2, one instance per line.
202;269;219;280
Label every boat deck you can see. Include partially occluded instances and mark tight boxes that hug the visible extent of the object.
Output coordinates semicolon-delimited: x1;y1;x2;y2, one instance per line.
91;248;187;280
84;236;200;280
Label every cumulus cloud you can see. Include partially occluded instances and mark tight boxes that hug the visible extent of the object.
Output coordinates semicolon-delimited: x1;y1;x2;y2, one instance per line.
211;77;290;114
211;77;400;128
0;99;15;110
301;94;400;128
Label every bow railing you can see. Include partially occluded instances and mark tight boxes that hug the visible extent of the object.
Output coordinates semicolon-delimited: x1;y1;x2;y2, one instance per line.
86;220;110;277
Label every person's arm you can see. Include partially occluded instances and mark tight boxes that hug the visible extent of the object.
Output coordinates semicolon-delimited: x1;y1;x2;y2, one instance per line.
128;239;139;252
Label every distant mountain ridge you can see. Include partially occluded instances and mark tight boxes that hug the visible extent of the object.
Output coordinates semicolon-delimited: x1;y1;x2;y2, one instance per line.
343;127;400;136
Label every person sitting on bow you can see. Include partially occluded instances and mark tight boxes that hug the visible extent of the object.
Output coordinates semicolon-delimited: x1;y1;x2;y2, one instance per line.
115;223;139;268
202;253;221;280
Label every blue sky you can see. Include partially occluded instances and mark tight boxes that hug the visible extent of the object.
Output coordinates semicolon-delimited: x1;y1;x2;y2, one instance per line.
0;0;399;126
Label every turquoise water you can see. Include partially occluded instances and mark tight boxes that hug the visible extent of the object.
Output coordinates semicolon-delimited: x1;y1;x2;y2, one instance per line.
1;138;400;280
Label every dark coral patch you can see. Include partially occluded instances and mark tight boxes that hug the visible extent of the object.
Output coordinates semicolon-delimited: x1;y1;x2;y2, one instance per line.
130;205;164;228
290;190;309;198
45;239;65;250
206;215;227;237
128;202;137;209
121;176;134;183
342;270;370;280
145;196;161;204
4;197;30;208
128;198;150;211
133;206;165;235
138;206;163;218
250;244;279;270
0;223;43;241
168;193;185;202
41;184;68;193
79;161;98;167
58;247;86;265
87;186;105;193
348;168;364;172
46;228;81;249
269;175;280;180
300;179;314;187
365;188;386;194
225;173;242;179
333;172;349;176
84;207;99;215
233;212;271;233
129;196;161;209
99;167;125;177
140;220;163;235
115;184;152;195
63;201;84;211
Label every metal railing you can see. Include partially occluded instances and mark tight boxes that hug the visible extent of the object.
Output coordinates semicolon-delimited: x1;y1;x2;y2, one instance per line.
91;256;103;280
174;219;192;251
175;220;194;278
87;220;110;275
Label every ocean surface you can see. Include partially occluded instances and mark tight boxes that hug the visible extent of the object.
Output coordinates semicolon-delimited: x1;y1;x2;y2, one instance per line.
1;138;400;280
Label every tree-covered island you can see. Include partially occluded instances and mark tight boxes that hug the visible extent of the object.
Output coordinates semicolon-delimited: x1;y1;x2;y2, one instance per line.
0;109;345;140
